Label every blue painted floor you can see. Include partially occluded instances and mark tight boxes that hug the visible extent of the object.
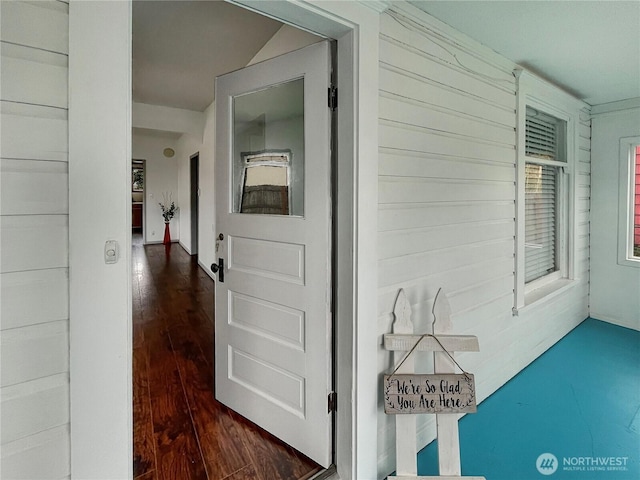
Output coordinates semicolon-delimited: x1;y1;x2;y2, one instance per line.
416;318;640;479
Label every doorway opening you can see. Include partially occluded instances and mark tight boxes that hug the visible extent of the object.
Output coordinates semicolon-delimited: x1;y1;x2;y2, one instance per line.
69;0;369;477
190;152;199;255
131;1;332;478
132;159;145;239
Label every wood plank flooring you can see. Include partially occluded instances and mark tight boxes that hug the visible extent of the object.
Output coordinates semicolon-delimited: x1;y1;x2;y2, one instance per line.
132;237;323;480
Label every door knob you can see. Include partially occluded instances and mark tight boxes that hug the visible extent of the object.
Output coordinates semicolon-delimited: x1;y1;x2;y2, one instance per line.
211;258;224;282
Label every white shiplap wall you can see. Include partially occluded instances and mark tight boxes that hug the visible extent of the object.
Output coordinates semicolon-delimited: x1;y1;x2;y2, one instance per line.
1;2;70;479
376;4;591;476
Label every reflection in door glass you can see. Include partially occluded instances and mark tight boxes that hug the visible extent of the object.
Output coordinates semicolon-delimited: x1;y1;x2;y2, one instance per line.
232;78;304;216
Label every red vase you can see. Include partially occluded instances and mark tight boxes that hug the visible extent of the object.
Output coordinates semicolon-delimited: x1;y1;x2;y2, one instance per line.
163;222;171;245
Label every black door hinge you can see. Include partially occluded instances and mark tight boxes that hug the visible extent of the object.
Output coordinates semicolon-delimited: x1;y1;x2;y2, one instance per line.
328;85;338;111
328;391;337;413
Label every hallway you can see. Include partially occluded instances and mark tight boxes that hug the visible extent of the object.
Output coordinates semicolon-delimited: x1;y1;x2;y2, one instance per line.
132;237;323;479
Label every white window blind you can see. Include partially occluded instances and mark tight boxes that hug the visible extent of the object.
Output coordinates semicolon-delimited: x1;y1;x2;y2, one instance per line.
525;107;566;163
525;163;558;283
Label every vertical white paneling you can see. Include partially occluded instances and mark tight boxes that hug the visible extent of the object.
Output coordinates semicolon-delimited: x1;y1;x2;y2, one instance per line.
376;3;590;477
1;0;70;476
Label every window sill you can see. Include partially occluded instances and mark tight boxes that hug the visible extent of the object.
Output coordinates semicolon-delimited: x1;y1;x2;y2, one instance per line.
617;255;640;268
513;278;576;316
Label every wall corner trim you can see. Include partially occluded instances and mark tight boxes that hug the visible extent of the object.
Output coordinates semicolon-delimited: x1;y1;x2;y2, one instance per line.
591;97;640;116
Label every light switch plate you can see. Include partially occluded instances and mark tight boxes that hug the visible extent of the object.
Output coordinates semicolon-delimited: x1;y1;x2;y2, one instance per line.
105;240;119;264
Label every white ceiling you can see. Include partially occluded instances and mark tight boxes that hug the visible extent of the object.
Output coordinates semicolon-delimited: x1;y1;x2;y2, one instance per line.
410;0;640;106
132;0;283;111
133;1;639;113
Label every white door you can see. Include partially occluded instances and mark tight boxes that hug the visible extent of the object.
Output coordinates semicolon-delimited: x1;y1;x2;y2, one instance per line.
214;41;333;467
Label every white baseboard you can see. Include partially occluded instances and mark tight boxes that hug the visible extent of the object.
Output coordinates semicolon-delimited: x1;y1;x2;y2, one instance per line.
199;259;215;280
589;313;640;331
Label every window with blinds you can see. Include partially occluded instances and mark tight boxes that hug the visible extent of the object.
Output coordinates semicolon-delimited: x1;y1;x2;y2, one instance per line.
525;163;559;283
515;78;576;308
525;107;566;163
523;107;567;284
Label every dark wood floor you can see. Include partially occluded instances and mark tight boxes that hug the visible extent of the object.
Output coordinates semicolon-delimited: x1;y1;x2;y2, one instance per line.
132;236;323;480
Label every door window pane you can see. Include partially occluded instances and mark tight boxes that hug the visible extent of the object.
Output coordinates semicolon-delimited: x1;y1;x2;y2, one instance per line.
232;79;304;216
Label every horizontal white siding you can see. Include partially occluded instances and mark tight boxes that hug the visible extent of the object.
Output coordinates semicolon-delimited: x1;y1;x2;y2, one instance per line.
1;374;69;444
1;269;69;330
0;425;70;480
1;103;68;162
1;159;68;215
0;43;68;108
376;4;590;477
0;1;70;479
0;0;69;54
1;320;70;387
1;215;69;273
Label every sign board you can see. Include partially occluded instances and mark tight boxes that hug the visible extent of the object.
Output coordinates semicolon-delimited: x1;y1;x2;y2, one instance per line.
384;373;476;414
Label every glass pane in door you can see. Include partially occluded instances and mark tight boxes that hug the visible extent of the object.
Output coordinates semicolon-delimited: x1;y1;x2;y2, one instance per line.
232;78;304;216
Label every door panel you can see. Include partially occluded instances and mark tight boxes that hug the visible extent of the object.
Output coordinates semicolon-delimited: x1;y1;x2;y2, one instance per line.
228;236;305;284
214;41;332;468
228;292;305;349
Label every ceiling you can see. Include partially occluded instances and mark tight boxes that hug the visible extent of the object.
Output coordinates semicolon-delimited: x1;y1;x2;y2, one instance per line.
410;0;640;106
133;0;639;114
132;0;283;111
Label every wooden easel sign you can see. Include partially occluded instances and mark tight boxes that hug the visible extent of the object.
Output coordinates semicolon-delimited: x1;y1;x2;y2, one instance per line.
384;288;485;480
384;373;476;414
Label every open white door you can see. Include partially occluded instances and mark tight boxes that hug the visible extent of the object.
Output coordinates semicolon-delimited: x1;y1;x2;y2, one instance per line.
213;41;333;467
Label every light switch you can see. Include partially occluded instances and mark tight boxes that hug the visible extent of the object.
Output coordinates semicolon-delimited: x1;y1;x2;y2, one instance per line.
105;240;119;264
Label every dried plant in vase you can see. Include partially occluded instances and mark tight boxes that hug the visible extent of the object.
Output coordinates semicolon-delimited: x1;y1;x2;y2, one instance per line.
158;192;178;224
159;193;178;246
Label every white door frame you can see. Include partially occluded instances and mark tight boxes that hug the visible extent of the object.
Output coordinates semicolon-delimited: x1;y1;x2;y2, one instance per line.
68;1;382;479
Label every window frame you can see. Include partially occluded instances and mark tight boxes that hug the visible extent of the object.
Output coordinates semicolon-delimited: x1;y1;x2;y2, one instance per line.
617;136;640;267
514;70;578;310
